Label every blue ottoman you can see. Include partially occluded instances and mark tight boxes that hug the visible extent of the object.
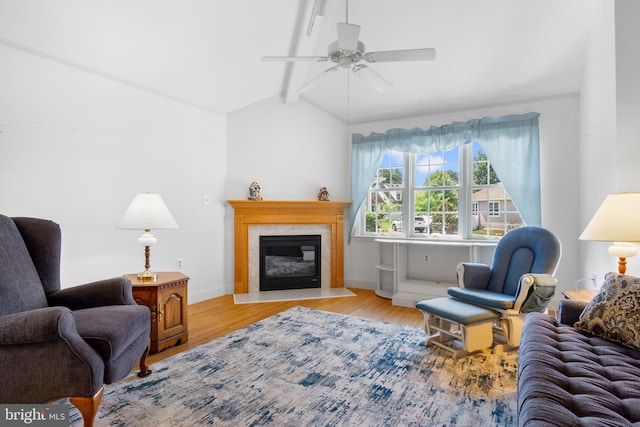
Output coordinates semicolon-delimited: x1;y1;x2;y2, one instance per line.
416;297;499;358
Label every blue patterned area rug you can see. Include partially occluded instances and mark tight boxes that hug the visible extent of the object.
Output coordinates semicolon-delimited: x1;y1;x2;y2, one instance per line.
69;306;518;426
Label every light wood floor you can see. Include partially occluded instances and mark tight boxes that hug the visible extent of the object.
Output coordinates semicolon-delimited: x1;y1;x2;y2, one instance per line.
147;288;425;365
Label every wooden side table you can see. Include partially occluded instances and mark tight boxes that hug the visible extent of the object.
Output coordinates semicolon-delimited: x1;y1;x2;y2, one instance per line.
562;289;598;303
125;272;189;353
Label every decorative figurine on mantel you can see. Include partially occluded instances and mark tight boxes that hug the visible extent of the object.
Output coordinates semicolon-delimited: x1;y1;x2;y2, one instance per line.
248;181;263;201
317;186;330;201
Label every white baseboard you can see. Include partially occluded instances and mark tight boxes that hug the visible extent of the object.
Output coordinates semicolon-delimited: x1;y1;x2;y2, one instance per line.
189;285;227;304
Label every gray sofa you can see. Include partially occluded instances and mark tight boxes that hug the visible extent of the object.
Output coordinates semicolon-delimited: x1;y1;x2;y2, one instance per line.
518;297;640;425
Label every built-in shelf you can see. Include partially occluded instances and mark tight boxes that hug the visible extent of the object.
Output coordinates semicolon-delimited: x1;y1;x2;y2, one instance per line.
374;238;497;308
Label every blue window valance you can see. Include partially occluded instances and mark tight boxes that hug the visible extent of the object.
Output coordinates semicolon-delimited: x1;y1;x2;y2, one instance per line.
350;112;541;238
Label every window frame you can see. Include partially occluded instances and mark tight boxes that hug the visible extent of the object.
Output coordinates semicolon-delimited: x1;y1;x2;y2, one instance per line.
357;142;524;240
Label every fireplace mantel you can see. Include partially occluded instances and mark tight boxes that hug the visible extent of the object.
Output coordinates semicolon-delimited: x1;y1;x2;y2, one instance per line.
227;200;351;294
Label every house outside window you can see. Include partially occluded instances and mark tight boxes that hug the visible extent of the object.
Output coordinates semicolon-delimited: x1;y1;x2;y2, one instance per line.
359;141;524;239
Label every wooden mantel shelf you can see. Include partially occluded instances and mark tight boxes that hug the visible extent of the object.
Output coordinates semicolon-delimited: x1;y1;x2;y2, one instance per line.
227;199;351;212
227;200;351;294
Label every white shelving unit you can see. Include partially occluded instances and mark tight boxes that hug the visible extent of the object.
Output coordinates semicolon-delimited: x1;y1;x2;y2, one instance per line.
375;241;397;299
374;238;497;307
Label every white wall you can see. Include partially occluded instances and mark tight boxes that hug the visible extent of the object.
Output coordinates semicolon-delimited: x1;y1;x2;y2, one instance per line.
346;95;581;299
578;0;618;282
0;43;227;303
578;0;640;281
225;96;350;293
610;0;640;276
615;0;640;191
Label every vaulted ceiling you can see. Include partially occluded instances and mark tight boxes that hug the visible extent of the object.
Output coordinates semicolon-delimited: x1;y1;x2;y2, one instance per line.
0;0;592;123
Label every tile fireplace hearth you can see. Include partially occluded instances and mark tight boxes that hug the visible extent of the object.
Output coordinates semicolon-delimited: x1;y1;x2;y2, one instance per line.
227;200;351;294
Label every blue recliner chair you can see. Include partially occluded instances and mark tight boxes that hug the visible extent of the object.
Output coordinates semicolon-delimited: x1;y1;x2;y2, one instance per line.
417;226;561;357
450;226;561;347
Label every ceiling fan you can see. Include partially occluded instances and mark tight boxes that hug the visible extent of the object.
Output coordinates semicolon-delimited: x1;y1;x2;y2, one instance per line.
262;19;436;94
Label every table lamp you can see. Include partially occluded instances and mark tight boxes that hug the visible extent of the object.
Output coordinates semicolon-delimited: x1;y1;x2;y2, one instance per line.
579;192;640;274
117;193;178;281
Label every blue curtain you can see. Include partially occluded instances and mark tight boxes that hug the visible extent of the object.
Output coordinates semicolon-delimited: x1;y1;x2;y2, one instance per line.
350;112;541;239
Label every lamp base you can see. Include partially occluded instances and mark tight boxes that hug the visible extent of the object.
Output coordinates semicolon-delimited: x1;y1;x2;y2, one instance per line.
608;242;639;275
617;257;627;275
137;270;157;282
137;244;157;282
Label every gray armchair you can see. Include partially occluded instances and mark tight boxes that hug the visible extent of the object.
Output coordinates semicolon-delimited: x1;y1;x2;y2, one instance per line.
448;226;562;348
0;215;152;427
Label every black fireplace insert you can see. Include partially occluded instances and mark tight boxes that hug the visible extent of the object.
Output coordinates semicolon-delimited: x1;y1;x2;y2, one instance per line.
259;235;321;291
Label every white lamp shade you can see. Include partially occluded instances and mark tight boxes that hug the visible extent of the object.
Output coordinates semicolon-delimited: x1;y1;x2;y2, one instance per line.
579;192;640;242
117;193;178;230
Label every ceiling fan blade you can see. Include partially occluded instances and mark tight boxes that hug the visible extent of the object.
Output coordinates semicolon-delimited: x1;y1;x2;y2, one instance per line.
262;56;329;62
352;64;393;94
337;23;360;52
365;48;436;63
298;66;339;93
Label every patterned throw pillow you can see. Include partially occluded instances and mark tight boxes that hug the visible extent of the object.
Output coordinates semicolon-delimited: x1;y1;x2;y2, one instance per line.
574;272;640;349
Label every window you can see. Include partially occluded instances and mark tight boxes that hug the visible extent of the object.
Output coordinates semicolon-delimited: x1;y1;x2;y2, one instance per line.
414;147;460;236
359;141;524;239
489;202;500;217
363;150;404;234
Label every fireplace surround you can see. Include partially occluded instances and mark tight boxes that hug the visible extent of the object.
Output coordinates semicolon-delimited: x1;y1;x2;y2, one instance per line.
227;200;351;294
249;224;331;292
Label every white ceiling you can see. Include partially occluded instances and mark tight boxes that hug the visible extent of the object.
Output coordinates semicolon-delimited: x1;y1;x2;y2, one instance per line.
0;0;592;123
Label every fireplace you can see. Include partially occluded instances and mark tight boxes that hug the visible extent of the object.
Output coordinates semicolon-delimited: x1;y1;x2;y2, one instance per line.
227;200;351;294
259;235;321;291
